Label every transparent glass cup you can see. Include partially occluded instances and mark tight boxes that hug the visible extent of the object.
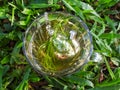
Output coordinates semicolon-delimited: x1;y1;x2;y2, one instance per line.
23;12;93;76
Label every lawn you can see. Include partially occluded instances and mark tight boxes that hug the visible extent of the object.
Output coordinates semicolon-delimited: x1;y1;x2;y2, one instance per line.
0;0;120;90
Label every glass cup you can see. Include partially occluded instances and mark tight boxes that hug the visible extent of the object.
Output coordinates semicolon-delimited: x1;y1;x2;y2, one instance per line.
23;12;93;76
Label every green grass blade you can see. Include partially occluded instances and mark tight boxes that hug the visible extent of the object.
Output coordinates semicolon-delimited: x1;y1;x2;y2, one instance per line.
15;67;31;90
117;22;120;31
27;4;59;9
105;16;116;32
104;57;116;80
48;0;53;4
89;84;120;90
1;56;10;64
62;0;76;12
0;6;8;19
2;65;10;76
79;1;100;18
11;7;16;26
97;78;120;87
62;0;85;20
8;2;17;9
52;77;67;87
0;65;10;89
63;76;94;88
0;65;3;89
100;33;120;39
21;0;24;8
53;0;59;4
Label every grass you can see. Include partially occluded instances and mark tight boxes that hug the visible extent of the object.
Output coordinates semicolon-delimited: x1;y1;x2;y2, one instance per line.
0;0;120;90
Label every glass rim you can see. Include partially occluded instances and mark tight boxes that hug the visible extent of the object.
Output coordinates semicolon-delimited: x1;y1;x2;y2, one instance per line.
23;11;93;76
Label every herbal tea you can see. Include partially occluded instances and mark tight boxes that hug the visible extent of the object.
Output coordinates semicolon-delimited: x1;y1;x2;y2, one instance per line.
24;12;92;76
